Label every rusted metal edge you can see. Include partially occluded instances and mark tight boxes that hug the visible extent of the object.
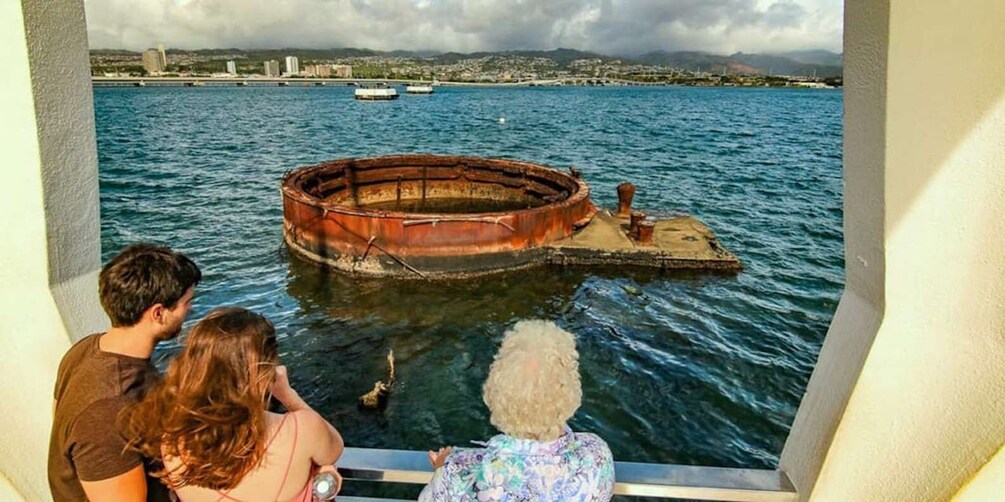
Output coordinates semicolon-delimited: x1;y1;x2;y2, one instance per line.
281;155;592;220
284;230;741;280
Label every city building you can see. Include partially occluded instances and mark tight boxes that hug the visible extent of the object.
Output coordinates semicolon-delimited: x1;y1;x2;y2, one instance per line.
226;60;237;75
285;55;299;76
264;60;279;77
157;43;167;68
141;49;163;74
301;64;352;78
333;64;352;78
303;64;327;77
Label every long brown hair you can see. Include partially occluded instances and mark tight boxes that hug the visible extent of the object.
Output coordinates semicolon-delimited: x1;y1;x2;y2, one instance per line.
127;307;279;490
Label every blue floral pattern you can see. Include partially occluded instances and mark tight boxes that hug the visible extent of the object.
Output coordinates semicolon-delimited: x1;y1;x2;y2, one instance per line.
419;427;615;501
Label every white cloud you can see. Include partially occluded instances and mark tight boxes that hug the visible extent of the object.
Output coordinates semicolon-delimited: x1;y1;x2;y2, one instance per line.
84;0;843;55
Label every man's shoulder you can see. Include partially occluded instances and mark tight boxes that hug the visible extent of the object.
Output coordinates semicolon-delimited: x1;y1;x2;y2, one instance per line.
58;334;101;369
71;396;132;432
54;334;103;401
53;333;156;427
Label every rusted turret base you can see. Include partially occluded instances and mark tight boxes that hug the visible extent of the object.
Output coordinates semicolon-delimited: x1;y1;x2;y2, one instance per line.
285;209;741;278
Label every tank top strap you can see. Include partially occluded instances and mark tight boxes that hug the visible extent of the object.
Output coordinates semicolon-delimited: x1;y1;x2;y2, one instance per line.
273;412;300;501
213;413;292;502
264;413;291;451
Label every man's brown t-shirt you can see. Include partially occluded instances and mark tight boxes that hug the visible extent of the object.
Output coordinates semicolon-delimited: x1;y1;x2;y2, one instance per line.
48;334;169;501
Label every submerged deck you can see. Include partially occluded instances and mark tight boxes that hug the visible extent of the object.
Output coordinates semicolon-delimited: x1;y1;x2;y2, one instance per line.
546;210;742;271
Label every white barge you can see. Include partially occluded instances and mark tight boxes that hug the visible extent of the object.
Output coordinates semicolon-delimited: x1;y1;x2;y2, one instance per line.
354;84;399;100
405;84;434;94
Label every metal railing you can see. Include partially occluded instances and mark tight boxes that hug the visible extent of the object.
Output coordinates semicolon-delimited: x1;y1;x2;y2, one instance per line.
336;447;798;501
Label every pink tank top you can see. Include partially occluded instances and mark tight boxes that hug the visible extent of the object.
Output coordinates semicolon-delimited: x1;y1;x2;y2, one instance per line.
210;413;313;502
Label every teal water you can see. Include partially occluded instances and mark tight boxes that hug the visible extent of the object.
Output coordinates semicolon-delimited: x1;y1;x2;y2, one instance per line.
95;85;843;469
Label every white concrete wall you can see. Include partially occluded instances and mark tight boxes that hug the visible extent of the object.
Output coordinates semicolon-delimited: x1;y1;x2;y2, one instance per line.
784;1;1005;500
954;445;1005;501
0;1;105;499
778;0;888;493
0;471;24;501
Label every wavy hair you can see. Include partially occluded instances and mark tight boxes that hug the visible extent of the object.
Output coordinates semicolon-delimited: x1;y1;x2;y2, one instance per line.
126;307;278;490
483;320;582;441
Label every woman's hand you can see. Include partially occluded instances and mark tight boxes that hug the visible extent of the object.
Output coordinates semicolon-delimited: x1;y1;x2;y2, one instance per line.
427;447;452;470
269;365;307;411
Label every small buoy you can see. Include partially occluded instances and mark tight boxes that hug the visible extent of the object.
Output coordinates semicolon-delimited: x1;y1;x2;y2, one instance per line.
498;117;506;124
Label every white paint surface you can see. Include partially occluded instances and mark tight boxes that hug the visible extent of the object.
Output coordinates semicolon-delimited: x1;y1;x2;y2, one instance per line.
0;0;105;499
785;1;1005;500
954;446;1005;501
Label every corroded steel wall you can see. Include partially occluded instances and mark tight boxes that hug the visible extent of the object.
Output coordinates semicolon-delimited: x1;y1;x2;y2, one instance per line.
282;155;596;268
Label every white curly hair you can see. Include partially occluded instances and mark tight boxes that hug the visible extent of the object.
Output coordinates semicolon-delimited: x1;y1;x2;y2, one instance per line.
482;320;582;441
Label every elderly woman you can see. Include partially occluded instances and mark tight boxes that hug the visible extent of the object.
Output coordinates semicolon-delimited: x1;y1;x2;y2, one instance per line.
420;320;615;501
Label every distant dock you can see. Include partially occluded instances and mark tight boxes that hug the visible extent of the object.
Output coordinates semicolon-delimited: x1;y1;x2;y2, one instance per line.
90;76;668;88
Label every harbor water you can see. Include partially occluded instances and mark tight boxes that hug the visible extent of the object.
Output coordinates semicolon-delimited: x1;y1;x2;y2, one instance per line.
95;85;843;470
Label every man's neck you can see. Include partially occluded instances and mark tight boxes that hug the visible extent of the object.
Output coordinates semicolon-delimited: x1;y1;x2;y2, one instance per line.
100;326;158;359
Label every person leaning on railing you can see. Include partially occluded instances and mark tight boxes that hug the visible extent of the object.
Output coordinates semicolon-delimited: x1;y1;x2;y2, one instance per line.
420;320;615;501
125;307;345;501
49;243;201;502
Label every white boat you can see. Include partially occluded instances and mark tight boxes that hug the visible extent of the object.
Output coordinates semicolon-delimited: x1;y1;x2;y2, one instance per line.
405;84;434;94
355;84;399;100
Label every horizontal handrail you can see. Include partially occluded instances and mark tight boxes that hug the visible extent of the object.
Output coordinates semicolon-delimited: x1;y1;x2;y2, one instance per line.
336;447;797;501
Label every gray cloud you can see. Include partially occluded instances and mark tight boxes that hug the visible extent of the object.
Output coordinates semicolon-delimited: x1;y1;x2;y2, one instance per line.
84;0;843;55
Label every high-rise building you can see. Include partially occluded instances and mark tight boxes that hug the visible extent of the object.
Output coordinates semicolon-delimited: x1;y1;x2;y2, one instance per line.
157;43;167;68
226;60;237;75
264;60;280;77
332;64;352;78
142;49;164;74
285;56;299;76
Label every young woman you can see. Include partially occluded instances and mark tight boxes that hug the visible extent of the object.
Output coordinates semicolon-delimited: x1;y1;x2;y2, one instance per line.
127;307;344;501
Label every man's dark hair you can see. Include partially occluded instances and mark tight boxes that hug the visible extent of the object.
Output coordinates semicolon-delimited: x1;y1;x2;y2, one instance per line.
99;243;201;327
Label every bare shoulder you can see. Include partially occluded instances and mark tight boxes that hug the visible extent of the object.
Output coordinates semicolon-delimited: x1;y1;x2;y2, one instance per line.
289;409;329;436
289;409;342;464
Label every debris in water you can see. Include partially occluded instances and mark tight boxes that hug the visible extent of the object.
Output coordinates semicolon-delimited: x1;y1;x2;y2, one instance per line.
359;349;395;410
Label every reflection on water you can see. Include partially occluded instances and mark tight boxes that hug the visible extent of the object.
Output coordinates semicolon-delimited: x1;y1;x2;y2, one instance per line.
98;85;844;470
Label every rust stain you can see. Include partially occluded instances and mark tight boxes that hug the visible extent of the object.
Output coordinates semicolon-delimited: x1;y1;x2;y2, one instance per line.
282;155;596;265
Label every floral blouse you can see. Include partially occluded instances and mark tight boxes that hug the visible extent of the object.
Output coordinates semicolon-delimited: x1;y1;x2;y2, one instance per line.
419;426;615;501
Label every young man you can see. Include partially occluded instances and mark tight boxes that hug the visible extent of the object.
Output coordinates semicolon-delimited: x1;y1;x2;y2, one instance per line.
48;243;201;501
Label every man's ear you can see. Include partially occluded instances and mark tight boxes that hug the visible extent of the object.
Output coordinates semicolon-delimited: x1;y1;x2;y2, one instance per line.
146;303;167;325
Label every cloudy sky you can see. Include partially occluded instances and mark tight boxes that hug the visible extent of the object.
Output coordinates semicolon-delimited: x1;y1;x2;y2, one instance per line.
85;0;843;56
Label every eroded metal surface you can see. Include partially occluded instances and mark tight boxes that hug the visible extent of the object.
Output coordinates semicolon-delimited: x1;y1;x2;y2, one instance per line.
282;154;597;276
281;154;740;278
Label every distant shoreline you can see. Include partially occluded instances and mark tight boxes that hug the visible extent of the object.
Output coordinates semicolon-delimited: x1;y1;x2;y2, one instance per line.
90;76;839;89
